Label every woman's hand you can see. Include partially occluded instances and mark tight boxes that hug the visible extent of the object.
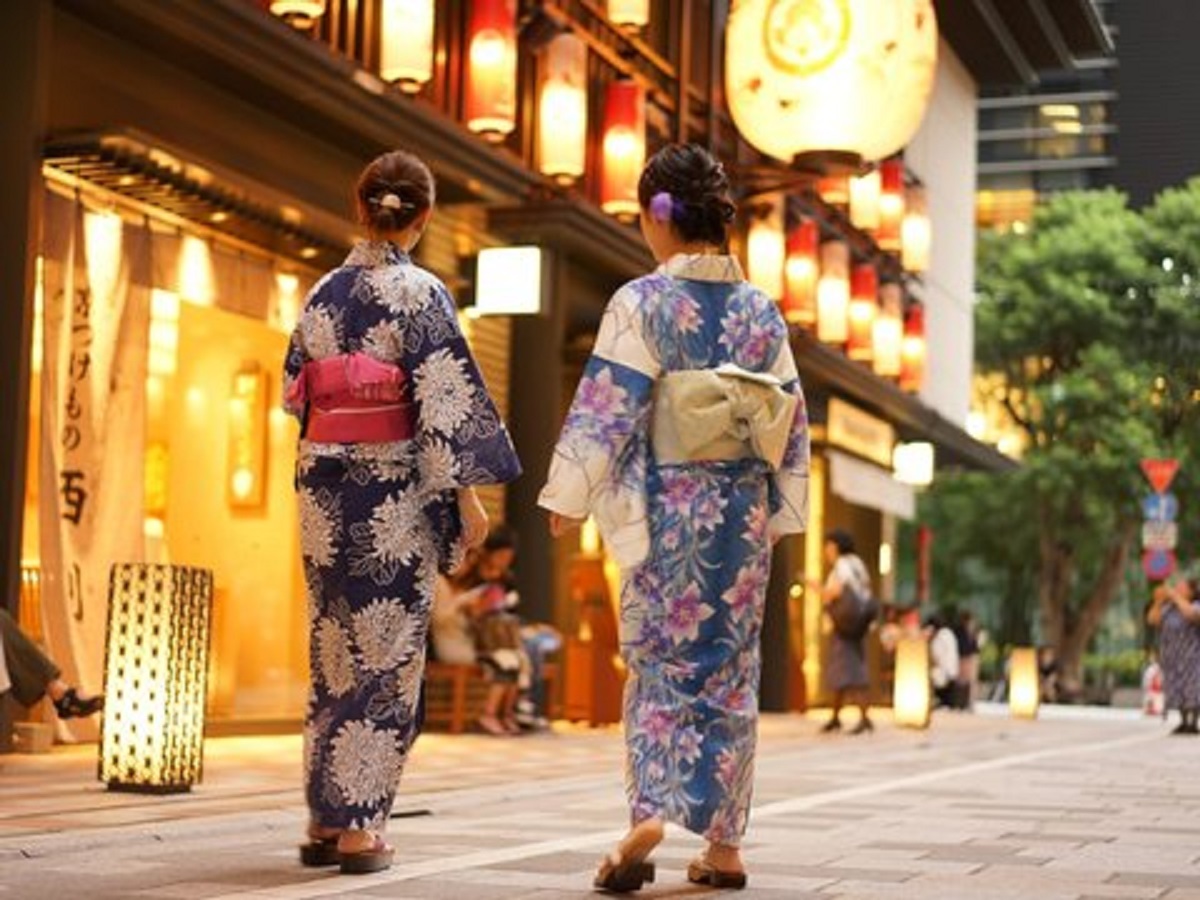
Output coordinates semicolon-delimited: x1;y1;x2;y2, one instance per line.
458;488;488;550
549;512;585;537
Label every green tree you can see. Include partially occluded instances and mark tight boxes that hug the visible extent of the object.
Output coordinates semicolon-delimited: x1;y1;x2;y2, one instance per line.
939;186;1200;696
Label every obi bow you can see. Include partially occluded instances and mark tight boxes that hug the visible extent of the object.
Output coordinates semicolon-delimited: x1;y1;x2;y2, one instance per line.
652;364;798;470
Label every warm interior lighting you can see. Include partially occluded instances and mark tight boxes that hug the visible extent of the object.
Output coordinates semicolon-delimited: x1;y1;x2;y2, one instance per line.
872;282;903;377
783;219;818;326
847;264;877;361
538;33;588;184
816;240;850;345
32;255;44;374
899;303;926;392
1009;647;1040;719
747;199;786;301
893;636;931;728
475;246;544;315
178;236;215;306
149;289;181;377
85;209;124;306
227;367;268;510
901;184;931;273
269;0;327;28
849;169;881;231
379;0;436;91
607;0;650;29
272;272;301;334
580;517;602;556
600;80;645;219
877;159;906;252
465;0;518;140
100;564;214;793
725;0;938;168
893;441;934;486
878;542;893;577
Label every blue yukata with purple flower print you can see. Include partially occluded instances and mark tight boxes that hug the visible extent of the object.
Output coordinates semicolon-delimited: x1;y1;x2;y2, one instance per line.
539;253;809;846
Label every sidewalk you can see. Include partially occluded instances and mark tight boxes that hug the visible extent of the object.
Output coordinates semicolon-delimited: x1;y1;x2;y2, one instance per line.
2;710;1199;899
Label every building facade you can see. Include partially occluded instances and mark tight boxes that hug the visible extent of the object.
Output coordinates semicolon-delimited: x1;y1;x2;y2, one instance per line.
1;0;1101;730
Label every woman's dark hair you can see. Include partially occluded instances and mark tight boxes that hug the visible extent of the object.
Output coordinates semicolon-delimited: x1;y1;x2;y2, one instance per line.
637;143;736;246
355;150;435;234
824;528;855;556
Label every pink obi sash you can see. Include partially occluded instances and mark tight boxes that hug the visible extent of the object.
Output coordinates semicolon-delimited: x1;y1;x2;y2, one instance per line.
287;353;414;443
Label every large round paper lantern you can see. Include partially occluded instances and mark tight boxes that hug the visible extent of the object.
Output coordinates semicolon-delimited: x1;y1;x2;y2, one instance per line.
725;0;938;170
465;0;518;141
538;34;588;183
600;80;646;218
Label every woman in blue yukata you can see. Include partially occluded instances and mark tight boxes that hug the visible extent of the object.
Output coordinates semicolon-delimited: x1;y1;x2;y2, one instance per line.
539;144;810;892
283;150;521;875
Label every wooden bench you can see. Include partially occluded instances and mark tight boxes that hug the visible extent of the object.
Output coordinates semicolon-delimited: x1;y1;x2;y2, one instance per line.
422;660;560;735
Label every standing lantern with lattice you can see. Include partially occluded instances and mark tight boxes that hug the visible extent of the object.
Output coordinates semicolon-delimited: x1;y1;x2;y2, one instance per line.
99;563;213;793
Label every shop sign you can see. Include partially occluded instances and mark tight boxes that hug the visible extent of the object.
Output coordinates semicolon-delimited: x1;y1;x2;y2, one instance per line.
827;397;894;468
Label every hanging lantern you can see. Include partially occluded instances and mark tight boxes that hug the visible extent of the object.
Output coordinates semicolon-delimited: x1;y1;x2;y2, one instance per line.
600;80;646;219
783;219;819;326
748;198;786;301
872;282;903;377
899;302;926;392
269;0;327;28
816;240;850;344
725;0;938;171
849;168;881;231
608;0;650;30
465;0;518;141
538;33;588;184
817;175;850;207
847;264;877;361
902;184;931;273
379;0;436;92
877;159;906;251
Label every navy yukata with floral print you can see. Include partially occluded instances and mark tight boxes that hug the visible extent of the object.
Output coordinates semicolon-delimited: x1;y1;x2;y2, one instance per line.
539;253;810;846
283;240;520;834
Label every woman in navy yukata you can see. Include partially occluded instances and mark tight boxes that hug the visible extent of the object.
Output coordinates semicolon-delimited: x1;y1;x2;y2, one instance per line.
539;144;810;892
283;150;521;875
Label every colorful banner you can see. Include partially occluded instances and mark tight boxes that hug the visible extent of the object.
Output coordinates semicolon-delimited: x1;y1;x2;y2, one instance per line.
39;191;149;738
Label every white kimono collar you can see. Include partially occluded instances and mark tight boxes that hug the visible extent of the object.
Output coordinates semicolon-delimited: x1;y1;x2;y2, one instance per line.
345;240;410;269
657;253;745;283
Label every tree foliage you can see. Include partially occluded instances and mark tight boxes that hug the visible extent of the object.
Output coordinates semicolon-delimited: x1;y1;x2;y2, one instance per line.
921;183;1200;696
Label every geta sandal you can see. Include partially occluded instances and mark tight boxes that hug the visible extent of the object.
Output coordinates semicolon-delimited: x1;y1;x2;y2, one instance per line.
339;836;394;875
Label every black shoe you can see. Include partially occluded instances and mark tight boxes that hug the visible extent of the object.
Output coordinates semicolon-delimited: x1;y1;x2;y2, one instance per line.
820;718;842;733
53;688;104;720
850;717;875;735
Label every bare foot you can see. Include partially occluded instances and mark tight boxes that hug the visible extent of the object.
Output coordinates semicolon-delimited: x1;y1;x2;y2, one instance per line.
615;817;665;864
704;841;744;874
337;828;380;854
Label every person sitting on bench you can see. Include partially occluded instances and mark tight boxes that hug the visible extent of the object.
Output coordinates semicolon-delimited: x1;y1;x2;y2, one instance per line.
0;608;103;720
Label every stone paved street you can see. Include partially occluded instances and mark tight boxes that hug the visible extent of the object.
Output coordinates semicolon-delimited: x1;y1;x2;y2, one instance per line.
2;708;1198;899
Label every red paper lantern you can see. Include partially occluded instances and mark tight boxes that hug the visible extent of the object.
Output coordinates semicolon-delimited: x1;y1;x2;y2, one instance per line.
899;302;926;392
877;158;906;252
847;264;878;361
600;80;646;218
465;0;518;141
783;219;819;326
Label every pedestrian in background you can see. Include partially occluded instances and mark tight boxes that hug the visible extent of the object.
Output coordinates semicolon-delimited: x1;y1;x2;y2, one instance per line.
954;610;981;710
0;608;104;722
1146;576;1200;735
926;613;960;709
282;150;521;874
540;143;810;892
813;529;875;735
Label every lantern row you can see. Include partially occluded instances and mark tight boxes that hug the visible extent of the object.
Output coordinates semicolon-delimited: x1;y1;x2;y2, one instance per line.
749;199;926;392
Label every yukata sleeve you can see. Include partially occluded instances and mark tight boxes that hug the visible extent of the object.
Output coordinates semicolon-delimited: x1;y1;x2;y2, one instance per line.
281;315;311;422
400;280;522;489
765;334;810;538
538;284;660;567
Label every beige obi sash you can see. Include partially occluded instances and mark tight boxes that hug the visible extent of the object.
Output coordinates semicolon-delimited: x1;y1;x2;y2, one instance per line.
652;364;798;470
